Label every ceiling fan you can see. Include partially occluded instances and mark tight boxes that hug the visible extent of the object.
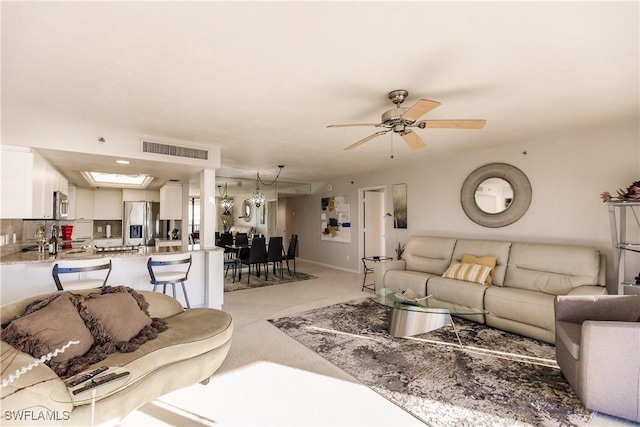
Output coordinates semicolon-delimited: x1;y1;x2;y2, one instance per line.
327;90;486;151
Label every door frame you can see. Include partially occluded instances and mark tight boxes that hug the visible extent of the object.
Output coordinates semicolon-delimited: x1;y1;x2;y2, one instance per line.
358;185;387;274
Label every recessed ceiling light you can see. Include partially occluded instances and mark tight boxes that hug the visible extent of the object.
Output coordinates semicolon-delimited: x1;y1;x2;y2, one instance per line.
115;159;130;165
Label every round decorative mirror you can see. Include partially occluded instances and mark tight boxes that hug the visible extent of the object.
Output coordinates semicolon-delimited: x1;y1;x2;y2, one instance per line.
460;163;531;228
242;200;252;222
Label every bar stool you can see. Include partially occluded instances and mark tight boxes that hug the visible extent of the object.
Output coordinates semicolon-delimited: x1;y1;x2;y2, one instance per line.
52;258;112;291
147;253;192;308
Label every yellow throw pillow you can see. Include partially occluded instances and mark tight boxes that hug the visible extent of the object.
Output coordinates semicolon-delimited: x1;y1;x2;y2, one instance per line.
461;254;498;286
442;262;492;285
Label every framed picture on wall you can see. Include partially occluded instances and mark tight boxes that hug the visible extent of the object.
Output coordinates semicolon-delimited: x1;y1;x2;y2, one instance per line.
393;183;407;229
320;196;351;242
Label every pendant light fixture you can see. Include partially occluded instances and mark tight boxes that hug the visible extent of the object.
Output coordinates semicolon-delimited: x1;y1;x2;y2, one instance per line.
249;165;284;207
217;183;234;213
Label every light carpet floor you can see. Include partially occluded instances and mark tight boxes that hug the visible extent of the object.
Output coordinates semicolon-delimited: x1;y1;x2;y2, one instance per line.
118;261;637;426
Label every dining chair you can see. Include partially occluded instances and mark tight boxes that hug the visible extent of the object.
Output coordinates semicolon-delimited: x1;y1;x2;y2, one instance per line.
147;253;192;308
217;232;234;259
237;237;267;283
52;258;112;291
235;233;249;246
266;236;284;279
283;234;298;275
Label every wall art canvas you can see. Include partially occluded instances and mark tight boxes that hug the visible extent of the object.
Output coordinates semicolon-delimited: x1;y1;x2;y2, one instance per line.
393;183;407;229
321;196;351;243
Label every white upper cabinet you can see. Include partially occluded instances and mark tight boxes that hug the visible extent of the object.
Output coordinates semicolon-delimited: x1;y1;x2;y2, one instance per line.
68;186;95;220
160;182;182;219
93;188;123;220
122;189;160;202
0;146;67;219
0;146;33;218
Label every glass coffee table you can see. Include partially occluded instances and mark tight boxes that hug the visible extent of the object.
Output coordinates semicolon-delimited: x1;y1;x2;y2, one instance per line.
371;288;488;346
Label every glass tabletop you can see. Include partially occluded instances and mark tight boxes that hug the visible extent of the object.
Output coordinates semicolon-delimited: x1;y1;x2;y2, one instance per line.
371;288;488;316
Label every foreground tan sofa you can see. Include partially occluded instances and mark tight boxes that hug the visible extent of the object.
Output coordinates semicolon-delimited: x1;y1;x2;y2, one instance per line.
554;295;640;422
0;288;233;426
374;235;607;343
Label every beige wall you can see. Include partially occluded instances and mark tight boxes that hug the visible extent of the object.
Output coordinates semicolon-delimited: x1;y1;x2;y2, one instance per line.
288;124;640;293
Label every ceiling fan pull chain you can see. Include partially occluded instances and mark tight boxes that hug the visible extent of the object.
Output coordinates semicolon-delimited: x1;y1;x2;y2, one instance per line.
390;132;394;159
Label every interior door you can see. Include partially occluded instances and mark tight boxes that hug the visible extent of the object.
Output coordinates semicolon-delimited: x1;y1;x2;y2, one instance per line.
363;190;384;258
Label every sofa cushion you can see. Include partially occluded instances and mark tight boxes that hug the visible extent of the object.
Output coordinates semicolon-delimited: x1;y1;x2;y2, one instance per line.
427;276;488;313
451;239;512;286
383;270;432;297
504;243;600;295
485;285;556;331
81;293;152;343
442;262;492;285
402;236;456;274
82;307;233;388
1;293;94;363
461;254;497;285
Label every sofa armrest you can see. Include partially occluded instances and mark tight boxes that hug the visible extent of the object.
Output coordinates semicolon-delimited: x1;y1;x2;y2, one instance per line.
0;342;73;424
567;285;607;296
579;321;640;422
554;295;640;324
373;260;405;291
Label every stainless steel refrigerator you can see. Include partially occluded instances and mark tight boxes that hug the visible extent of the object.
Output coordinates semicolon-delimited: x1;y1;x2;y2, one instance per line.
123;201;160;246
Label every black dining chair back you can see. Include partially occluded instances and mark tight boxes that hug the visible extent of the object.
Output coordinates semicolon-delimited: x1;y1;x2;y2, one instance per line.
218;232;234;258
238;237;267;283
235;233;249;246
266;236;284;279
284;234;298;275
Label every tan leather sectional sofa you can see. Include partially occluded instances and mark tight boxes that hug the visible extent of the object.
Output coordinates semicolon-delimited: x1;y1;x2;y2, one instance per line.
374;235;607;343
0;289;233;426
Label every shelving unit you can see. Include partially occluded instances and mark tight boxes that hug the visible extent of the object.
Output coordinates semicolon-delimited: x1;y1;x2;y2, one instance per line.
608;200;640;295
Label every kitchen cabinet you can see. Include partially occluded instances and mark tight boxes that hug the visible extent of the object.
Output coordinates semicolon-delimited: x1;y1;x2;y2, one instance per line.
0;146;33;218
73;187;95;219
160;182;182;219
93;189;122;220
31;152;68;219
122;189;160;202
0;146;67;219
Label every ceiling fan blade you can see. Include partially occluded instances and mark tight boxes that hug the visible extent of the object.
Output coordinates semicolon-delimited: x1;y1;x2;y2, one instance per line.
401;99;441;121
423;119;487;129
400;130;426;150
344;131;388;150
327;123;380;128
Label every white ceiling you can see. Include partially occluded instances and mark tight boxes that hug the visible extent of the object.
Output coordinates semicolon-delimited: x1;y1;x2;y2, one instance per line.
2;1;638;187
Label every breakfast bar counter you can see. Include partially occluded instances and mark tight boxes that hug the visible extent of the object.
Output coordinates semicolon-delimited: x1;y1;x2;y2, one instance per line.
0;244;225;309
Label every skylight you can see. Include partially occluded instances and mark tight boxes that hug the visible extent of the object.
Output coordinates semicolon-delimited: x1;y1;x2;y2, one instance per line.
81;171;154;188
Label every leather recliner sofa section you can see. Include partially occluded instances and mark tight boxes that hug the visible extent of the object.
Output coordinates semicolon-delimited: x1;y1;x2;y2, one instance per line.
374;235;607;343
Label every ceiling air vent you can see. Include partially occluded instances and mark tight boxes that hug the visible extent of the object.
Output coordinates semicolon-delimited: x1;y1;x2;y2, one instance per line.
142;140;208;160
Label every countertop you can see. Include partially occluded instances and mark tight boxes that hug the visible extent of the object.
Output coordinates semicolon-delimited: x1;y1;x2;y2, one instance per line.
0;243;222;265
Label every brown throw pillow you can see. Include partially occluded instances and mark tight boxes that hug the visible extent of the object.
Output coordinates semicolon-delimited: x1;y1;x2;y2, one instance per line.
83;293;152;343
0;293;94;363
77;286;168;353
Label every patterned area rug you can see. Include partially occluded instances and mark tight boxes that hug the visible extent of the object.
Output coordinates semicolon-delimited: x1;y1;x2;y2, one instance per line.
224;268;317;292
269;299;593;427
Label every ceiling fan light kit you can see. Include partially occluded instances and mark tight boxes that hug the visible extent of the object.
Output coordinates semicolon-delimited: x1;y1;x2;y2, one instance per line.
328;90;487;151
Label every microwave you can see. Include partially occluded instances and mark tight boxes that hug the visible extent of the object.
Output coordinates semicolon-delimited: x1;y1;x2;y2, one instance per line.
53;191;69;220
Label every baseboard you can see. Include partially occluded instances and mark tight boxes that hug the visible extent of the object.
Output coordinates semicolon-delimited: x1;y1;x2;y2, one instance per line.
296;258;359;274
